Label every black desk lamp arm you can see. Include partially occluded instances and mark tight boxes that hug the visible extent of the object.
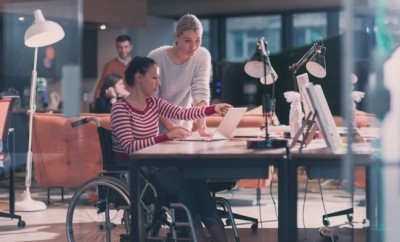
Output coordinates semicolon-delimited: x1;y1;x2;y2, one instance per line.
289;43;317;91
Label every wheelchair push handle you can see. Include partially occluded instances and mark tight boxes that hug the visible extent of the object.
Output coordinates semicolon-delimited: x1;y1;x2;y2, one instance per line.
71;117;101;128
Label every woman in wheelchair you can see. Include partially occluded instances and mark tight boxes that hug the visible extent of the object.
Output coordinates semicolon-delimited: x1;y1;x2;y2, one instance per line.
110;56;231;242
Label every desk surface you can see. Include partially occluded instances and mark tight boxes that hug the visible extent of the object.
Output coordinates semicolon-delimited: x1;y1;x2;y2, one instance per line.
290;138;376;165
132;127;289;161
129;127;378;242
132;139;287;160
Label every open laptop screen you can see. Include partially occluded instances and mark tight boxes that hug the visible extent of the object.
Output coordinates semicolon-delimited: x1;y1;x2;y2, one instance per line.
182;107;248;141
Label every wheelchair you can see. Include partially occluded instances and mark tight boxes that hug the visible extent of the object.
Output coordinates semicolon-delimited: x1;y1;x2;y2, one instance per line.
65;117;240;242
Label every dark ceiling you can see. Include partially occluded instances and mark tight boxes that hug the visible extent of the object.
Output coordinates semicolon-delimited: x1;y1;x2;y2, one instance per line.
1;0;372;27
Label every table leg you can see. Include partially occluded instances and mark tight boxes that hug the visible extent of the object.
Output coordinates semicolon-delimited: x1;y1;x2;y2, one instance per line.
130;159;141;242
278;156;298;242
10;130;16;214
367;163;380;242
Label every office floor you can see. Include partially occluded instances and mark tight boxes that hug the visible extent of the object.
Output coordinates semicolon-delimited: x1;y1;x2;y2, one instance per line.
0;170;368;242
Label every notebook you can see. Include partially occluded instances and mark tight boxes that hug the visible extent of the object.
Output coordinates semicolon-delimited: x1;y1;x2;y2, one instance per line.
181;107;248;141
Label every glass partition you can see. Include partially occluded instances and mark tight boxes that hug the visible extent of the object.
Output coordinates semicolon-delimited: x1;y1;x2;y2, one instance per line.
1;0;83;210
342;1;400;241
2;0;82;116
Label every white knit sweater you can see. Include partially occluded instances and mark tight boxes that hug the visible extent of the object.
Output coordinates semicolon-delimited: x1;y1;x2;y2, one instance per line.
148;46;211;132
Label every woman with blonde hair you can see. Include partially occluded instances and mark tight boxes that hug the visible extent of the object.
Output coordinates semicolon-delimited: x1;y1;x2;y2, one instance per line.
148;14;212;137
148;14;229;241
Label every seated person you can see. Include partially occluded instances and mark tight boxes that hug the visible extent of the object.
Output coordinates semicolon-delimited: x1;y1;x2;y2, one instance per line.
355;110;379;128
110;56;231;242
93;74;129;113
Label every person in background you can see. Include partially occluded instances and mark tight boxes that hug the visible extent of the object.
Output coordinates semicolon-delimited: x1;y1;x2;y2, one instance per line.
111;56;230;242
355;110;379;128
92;34;133;109
148;14;211;136
93;73;129;113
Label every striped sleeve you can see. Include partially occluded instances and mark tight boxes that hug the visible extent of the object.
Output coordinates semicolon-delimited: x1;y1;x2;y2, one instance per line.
154;97;216;120
111;101;166;156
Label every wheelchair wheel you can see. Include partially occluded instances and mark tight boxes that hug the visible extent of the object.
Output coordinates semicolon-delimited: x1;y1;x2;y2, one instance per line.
66;176;139;242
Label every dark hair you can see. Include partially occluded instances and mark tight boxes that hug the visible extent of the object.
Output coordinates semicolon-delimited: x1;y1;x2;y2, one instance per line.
100;73;122;96
116;34;131;43
125;56;157;86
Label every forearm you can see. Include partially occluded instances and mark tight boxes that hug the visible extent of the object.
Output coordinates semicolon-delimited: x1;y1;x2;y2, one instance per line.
159;116;175;131
195;100;208;130
158;97;213;122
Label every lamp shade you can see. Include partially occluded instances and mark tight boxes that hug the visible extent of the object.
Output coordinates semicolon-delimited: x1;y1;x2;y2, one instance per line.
244;46;270;78
306;46;326;78
245;40;278;85
24;9;65;48
260;63;278;85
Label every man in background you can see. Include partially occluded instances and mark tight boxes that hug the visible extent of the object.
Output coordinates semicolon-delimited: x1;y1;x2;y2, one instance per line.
91;34;132;109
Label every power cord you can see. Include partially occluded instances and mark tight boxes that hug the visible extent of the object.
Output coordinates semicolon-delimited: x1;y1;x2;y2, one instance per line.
257;166;278;242
318;178;339;242
269;166;278;219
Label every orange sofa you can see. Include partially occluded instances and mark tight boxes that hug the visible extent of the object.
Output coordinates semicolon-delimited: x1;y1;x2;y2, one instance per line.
31;109;266;202
32;113;111;190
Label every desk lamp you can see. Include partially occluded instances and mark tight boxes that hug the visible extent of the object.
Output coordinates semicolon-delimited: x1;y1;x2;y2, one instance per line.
244;37;287;149
289;42;326;91
15;9;65;212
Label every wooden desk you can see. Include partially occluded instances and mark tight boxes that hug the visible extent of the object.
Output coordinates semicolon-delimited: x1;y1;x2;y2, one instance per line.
129;139;291;242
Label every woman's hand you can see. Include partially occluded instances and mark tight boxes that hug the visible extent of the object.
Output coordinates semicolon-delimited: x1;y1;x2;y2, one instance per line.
214;103;233;116
198;127;212;137
166;126;192;139
105;87;117;98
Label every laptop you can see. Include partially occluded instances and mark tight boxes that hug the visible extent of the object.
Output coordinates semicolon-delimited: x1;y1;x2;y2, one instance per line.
181;107;248;141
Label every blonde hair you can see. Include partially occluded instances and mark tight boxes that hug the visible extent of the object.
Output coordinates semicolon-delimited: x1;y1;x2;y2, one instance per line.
175;14;203;45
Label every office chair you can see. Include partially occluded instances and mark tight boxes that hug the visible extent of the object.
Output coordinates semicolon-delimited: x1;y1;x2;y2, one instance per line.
306;167;353;227
0;96;25;228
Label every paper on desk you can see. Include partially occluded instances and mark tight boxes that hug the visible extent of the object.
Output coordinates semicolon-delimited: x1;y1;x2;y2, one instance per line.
232;125;290;138
337;127;380;139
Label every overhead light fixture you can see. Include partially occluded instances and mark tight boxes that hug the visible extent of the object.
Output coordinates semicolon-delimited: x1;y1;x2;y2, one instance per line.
289;42;327;91
244;37;287;149
15;9;65;212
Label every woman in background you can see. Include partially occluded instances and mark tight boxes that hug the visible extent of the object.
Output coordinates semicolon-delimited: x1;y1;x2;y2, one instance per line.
93;73;129;113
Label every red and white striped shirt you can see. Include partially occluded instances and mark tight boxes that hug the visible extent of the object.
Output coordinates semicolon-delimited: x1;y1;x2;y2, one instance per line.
111;96;215;160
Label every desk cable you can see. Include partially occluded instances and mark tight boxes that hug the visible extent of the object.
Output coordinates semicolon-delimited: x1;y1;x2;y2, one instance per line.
317;178;338;242
268;167;278;219
253;167;279;242
299;178;338;242
257;178;264;242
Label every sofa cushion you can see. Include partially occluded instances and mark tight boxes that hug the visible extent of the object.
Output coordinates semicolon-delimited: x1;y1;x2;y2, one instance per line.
32;113;111;188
